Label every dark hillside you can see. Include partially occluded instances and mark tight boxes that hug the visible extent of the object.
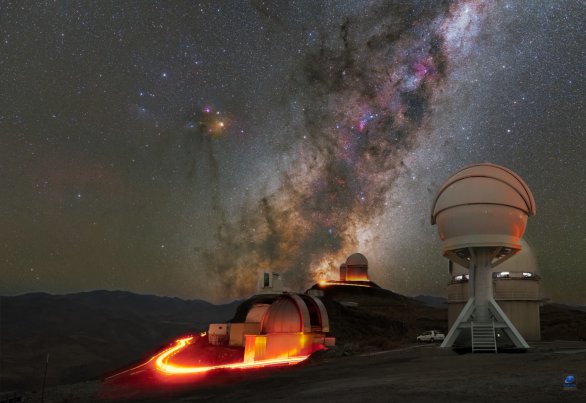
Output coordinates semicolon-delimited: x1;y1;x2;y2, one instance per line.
2;289;584;394
0;291;239;391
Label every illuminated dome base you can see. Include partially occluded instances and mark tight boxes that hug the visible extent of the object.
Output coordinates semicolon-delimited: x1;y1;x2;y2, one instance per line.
314;280;381;289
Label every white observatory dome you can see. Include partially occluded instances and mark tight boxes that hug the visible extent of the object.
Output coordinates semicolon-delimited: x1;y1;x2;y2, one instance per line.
245;303;271;323
259;294;327;334
346;253;368;267
345;253;369;281
261;297;302;333
431;163;536;252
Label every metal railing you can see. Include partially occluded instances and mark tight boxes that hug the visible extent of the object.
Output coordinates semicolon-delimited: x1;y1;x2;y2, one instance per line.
448;291;542;302
493;291;542;301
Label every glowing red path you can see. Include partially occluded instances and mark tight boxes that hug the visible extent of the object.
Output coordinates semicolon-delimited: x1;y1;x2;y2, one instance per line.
153;336;309;376
319;281;372;288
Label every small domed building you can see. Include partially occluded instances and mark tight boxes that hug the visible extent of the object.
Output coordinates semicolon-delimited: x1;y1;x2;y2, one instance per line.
344;253;369;281
315;252;380;288
243;293;332;362
218;293;333;363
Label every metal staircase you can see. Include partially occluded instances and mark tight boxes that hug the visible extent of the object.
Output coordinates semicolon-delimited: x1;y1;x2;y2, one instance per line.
471;321;497;353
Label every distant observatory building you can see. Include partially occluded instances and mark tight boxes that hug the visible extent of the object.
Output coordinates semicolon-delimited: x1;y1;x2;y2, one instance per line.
344;253;369;281
316;252;379;289
431;163;537;352
256;271;284;295
209;293;333;362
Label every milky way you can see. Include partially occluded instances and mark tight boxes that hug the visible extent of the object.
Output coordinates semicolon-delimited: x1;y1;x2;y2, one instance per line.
2;1;584;303
200;1;489;298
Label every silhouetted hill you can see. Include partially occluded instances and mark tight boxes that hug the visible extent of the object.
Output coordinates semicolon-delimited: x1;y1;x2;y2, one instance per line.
2;289;584;394
540;303;586;341
0;290;239;391
413;294;448;308
310;284;447;352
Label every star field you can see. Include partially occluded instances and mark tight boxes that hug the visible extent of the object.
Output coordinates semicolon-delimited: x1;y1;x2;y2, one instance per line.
1;1;584;303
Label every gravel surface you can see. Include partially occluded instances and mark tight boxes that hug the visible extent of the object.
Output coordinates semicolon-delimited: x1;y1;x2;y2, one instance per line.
28;341;586;403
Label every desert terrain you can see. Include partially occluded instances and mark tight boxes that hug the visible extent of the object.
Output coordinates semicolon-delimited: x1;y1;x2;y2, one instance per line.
20;340;586;403
2;289;585;402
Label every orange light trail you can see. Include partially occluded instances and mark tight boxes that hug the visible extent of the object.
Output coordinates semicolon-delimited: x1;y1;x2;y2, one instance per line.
319;281;372;288
153;337;309;376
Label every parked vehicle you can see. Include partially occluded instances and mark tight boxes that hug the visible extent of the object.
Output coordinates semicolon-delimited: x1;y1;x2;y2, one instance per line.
416;330;445;342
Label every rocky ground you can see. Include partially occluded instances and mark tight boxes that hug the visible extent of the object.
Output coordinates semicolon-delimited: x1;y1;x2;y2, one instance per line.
2;289;585;402
21;340;586;403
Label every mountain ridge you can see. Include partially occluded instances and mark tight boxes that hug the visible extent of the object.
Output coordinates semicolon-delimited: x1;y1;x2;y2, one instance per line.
1;289;585;393
0;290;240;391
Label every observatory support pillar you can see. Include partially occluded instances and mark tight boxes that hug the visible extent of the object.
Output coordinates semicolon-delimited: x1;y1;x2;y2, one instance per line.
472;249;493;323
441;247;530;350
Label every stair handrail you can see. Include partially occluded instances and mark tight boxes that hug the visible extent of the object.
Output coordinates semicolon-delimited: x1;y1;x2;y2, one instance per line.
492;318;497;353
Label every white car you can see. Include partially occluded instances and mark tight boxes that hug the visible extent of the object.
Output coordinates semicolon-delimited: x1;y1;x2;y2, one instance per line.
416;330;445;343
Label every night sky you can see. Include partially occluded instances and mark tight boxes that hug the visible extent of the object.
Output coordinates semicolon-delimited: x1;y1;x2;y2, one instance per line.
2;1;584;304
